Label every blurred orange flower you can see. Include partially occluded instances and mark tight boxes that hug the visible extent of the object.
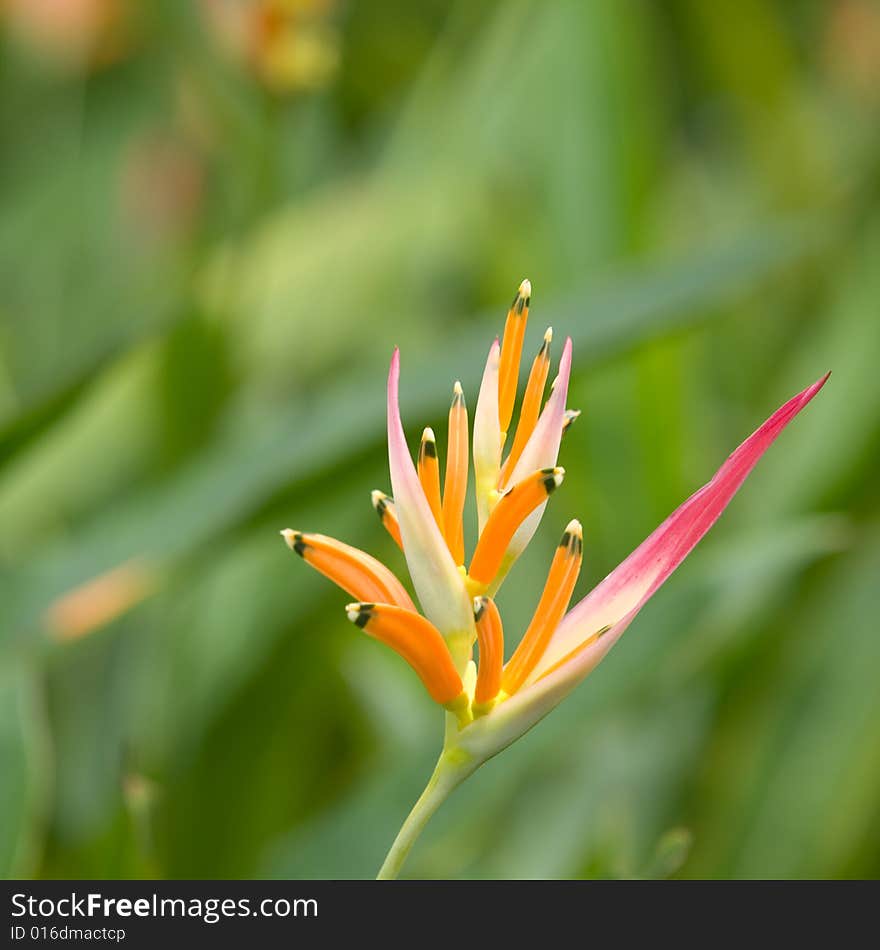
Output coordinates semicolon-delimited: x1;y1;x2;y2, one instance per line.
825;0;880;104
201;0;339;93
3;0;132;71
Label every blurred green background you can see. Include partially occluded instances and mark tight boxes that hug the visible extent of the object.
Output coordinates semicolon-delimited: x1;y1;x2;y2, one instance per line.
1;0;879;880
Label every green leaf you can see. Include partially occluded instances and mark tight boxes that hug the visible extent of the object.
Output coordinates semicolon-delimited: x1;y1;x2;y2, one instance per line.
0;663;50;877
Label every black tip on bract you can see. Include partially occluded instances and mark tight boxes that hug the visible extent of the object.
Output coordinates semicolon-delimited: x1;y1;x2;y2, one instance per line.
419;428;438;461
511;279;531;314
473;596;488;622
347;603;374;628
541;468;563;494
559;519;583;555
283;530;308;557
562;409;581;435
557;528;582;556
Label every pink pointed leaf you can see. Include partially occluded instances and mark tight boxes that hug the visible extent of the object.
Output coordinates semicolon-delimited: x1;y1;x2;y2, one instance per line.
387;349;473;639
460;373;829;760
527;372;831;683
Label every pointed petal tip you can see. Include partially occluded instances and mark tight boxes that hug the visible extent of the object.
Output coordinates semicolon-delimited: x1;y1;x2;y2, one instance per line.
564;518;582;537
388;347;401;396
562;409;582;434
370;489;387;507
453;380;463;396
541;466;564;493
281;529;308;557
345;602;375;625
544;326;553;343
812;370;832;393
544;338;572;392
793;371;831;408
518;278;532;298
422;426;436;443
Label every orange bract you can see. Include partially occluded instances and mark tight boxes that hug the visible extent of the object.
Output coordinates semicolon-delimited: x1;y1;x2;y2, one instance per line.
473;596;504;709
442;381;468;565
418;427;443;529
501;327;552;485
346;603;464;706
467;467;565;589
502;520;583;695
371;490;404;550
282;530;414;610
497;279;531;435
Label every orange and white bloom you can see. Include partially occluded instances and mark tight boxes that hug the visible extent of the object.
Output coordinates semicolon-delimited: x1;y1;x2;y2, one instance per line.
282;279;828;877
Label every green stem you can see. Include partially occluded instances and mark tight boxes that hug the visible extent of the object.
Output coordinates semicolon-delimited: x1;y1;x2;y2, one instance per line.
376;748;474;880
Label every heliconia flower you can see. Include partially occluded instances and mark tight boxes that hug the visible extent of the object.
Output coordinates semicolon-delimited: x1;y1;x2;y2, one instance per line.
281;279;829;878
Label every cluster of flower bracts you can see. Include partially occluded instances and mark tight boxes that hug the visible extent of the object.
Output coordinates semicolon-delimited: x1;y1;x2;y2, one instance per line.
283;280;828;736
